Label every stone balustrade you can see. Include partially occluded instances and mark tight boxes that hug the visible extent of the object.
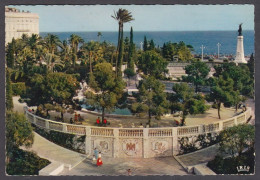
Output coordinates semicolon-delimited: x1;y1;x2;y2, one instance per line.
24;106;251;158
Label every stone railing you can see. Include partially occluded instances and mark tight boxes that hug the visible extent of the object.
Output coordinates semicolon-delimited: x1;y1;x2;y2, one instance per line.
24;106;251;158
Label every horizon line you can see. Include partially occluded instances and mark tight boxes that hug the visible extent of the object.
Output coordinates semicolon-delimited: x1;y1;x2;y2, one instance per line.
40;30;254;33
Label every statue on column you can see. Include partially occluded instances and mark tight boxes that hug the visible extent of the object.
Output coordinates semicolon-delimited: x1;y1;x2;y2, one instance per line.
238;23;243;36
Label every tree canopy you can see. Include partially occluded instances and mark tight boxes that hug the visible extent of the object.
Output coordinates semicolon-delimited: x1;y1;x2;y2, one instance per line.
171;83;209;125
131;76;169;125
137;50;168;79
183;61;210;92
85;62;125;121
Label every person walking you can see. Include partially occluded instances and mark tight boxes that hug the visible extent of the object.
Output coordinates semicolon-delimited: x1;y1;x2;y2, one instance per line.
94;148;99;159
96;152;103;167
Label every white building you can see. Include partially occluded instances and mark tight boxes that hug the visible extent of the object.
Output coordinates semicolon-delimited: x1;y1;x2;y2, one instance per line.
5;6;39;45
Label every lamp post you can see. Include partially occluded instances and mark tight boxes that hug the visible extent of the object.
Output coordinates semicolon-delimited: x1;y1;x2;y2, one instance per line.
217;43;221;59
200;45;205;61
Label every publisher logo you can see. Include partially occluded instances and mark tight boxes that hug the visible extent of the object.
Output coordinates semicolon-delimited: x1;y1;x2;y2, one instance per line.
236;166;250;172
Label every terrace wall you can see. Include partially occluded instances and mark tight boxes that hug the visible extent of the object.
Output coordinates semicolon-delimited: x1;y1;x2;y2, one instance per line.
24;107;251;158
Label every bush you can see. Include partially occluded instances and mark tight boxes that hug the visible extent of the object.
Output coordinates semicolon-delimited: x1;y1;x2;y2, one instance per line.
12;82;26;96
6;148;50;175
207;148;255;174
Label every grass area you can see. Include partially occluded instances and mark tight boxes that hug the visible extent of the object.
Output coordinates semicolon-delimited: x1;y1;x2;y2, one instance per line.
6;148;50;175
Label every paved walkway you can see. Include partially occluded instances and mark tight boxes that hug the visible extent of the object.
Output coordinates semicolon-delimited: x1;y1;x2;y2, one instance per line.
21;132;87;169
59;156;188;176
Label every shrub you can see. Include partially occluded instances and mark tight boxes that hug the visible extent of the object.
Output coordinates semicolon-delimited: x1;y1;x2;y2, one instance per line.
207;148;255;174
12;82;26;96
6;148;50;175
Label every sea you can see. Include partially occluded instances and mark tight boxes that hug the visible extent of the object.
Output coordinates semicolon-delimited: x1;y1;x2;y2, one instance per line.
40;31;254;56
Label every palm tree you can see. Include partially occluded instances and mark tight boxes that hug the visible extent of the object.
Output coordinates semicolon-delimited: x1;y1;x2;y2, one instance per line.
81;41;101;73
69;34;84;66
43;34;62;56
28;34;41;59
112;8;134;77
97;32;102;42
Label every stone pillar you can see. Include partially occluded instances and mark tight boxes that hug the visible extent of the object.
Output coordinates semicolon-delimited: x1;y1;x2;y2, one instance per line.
33;114;36;124
198;125;204;134
219;121;223;131
113;128;119;158
143;128;149;158
62;124;67;132
46;120;50;130
85;127;92;157
234;36;247;64
234;117;238;125
172;127;179;156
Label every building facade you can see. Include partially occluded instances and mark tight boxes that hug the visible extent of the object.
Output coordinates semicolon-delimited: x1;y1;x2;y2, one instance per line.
5;7;39;44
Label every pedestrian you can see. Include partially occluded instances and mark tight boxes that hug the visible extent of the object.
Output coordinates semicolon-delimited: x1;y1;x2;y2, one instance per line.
96;152;103;167
103;118;107;126
70;118;73;124
94;148;99;159
74;112;78;122
96;117;100;125
127;169;132;176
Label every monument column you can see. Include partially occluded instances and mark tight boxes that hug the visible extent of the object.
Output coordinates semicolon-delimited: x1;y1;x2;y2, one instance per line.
234;23;247;64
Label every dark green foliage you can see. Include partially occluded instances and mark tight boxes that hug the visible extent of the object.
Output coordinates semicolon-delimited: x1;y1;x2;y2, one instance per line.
132;76;169;125
85;62;125;121
6;68;13;110
6;112;34;154
208;76;235;119
161;41;192;61
24;72;78;106
178;137;197;154
6;148;50;175
11;82;26;96
207;124;255;174
6;38;16;68
247;53;254;78
128;27;135;71
208;148;255;174
178;133;220;155
170;83;209;125
183;61;210;92
137;50;168;79
219;124;254;157
143;36;148;51
213;62;254;97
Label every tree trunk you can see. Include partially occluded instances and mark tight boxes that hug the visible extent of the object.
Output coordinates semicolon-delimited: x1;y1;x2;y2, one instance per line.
102;107;105;124
181;114;186;126
148;109;151;127
218;102;221;119
235;103;238;112
61;111;64;121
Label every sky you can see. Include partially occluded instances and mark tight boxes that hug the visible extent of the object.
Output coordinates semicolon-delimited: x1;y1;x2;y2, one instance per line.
11;5;254;32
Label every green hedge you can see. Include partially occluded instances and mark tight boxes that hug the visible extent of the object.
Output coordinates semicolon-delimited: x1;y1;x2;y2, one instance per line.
6;148;50;175
12;82;26;96
207;148;255;174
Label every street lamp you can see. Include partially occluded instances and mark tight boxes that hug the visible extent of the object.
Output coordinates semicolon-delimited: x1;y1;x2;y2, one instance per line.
217;43;221;59
200;45;205;61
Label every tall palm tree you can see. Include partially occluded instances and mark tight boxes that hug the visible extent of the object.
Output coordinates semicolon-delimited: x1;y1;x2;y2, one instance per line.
28;34;41;59
81;41;101;73
112;8;134;77
69;34;84;66
43;34;62;56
